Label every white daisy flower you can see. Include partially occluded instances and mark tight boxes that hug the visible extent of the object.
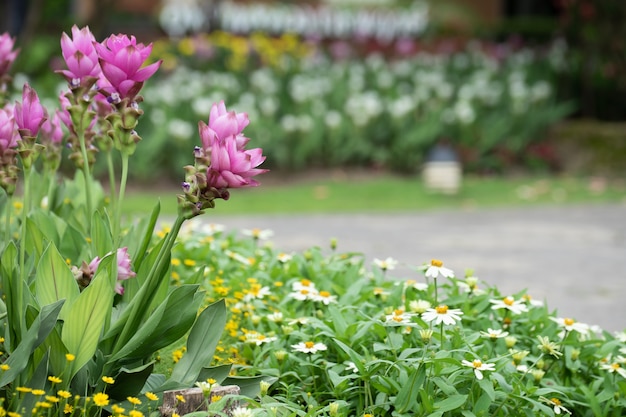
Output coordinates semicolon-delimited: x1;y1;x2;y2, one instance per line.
480;328;509;339
373;287;390;297
242;228;274;240
312;290;337;305
243;284;271;301
409;299;431;314
277;252;293;263
421;305;463;325
404;279;428;291
522;293;544;307
539;397;572;415
424;259;455;279
490;296;528;315
385;308;414;325
267;312;284;323
600;361;626;378
290;287;319;301
292;279;316;292
462;359;495;380
199;222;225;235
292;341;328;354
231;406;254;417
245;331;277;346
225;250;252;266
550;317;590;334
345;362;359;373
614;331;626;343
288;317;309;326
373;257;398;271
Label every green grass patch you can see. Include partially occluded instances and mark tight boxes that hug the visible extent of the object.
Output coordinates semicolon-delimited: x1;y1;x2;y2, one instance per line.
121;173;626;217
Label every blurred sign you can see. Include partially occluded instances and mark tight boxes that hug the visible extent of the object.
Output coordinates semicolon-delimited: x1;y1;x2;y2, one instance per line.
160;0;429;41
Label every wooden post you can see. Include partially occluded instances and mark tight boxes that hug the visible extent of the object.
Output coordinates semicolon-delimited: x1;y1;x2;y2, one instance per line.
160;385;241;416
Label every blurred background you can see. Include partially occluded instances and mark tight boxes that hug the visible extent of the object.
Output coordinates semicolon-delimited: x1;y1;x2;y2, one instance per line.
1;0;625;184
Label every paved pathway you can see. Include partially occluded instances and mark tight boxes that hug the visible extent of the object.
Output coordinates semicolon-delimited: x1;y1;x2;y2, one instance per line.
201;203;626;332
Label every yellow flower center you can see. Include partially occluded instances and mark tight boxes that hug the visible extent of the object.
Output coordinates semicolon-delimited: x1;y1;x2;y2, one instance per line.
551;398;561;406
304;341;315;349
472;360;483;368
319;291;331;297
431;259;443;267
611;363;621;370
436;305;449;314
564;318;575;326
503;297;514;306
301;279;312;287
300;289;309;295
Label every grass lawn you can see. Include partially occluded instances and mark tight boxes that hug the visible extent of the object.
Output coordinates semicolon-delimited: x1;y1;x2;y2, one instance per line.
121;170;626;216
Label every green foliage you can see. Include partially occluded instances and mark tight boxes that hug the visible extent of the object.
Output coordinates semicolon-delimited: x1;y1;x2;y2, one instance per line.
158;225;626;416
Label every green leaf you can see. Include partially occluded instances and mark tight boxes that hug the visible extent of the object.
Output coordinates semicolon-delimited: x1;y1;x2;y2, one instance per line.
126;201;160;271
332;339;366;374
167;299;227;386
25;217;48;261
62;256;114;378
91;210;113;257
197;364;233;384
433;394;467;413
222;375;278;398
0;301;64;388
107;362;155;401
35;243;80;320
396;365;426;413
108;285;203;363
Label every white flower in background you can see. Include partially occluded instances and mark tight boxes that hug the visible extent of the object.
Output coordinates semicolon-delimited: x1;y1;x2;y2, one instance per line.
292;278;316;292
390;95;416;118
288;317;309;326
373;287;390;297
243;284;271;301
225;250;252;266
550;317;590;334
385;308;414;325
404;280;428;291
292;341;327;354
231;406;254;417
480;328;509;339
345;361;359;373
312;290;337;305
422;305;463;326
168;118;195;140
280;114;299;132
599;361;626;378
424;259;455;279
290;287;318;301
614;331;626;343
297;114;314;132
245;331;277;346
267;311;284;323
277;252;292;263
521;294;544;307
454;100;475;125
242;228;274;241
409;299;431;314
259;96;278;116
462;359;495;380
251;68;278;94
324;110;342;129
373;257;398;271
191;96;215;117
539;397;572;415
490;296;528;315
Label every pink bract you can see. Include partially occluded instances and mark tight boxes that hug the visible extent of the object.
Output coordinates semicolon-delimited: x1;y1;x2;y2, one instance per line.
58;25;101;85
13;84;46;138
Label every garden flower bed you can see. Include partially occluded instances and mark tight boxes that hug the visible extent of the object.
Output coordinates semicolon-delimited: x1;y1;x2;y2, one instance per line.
1;26;625;417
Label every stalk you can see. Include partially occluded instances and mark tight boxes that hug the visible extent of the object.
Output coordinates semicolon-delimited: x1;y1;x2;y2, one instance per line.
77;127;93;231
114;152;129;244
106;150;117;218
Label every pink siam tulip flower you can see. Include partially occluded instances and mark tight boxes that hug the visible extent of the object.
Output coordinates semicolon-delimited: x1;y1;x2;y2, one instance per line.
0;105;19;152
200;100;250;149
13;83;46;138
0;32;19;77
89;247;136;295
58;25;101;87
40;112;64;145
199;103;268;189
95;33;161;101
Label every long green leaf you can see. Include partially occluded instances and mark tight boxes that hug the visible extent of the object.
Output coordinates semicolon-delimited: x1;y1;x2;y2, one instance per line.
35;243;80;320
108;285;203;363
167;299;227;386
396;365;426;413
0;301;63;387
61;256;114;379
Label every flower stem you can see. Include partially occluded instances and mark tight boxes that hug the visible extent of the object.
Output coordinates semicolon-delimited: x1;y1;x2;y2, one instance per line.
77;127;93;232
106;150;117;218
114;152;129;244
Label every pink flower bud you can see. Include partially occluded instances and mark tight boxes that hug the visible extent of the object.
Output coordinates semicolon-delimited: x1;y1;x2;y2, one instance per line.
14;83;47;138
0;105;19;152
0;32;19;77
40;112;64;145
95;33;161;100
58;25;101;86
88;247;136;295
